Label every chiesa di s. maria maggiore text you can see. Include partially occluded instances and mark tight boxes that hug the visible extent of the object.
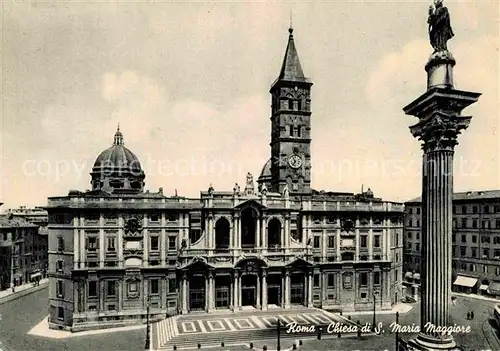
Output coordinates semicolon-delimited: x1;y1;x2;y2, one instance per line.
47;26;405;331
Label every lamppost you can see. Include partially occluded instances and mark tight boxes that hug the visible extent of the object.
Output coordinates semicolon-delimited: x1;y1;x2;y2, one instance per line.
145;297;151;350
277;318;281;351
372;292;378;331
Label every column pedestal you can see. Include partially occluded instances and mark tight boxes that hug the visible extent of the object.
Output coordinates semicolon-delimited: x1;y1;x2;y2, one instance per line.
182;274;188;314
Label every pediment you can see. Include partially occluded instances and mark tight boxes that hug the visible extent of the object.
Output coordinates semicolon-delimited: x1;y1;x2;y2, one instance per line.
234;199;267;210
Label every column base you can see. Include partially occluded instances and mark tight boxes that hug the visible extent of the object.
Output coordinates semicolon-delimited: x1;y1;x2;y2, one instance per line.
182;309;188;315
307;303;313;308
406;333;460;350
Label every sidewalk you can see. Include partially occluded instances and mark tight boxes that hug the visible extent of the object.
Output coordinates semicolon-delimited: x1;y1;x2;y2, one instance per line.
452;291;500;303
332;302;414;317
0;278;49;304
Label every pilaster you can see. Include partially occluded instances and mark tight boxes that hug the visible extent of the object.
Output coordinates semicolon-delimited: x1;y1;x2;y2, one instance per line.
118;214;123;268
182;273;188;314
256;273;261;308
143;216;148;267
74;216;80;269
99;213;105;268
160;212;166;266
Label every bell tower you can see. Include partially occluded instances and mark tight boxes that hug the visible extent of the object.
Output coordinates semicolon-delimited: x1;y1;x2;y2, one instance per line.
269;26;313;195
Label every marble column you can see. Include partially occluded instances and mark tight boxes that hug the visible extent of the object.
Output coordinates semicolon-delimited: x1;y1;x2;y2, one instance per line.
233;270;240;311
182;273;188;314
230;275;234;311
285;271;291;308
205;276;209;312
208;272;215;312
307;272;313;308
256;273;261;308
262;270;268;311
404;43;480;351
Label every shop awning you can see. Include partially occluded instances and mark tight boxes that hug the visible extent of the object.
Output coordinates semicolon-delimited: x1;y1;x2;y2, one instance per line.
30;272;42;279
453;275;478;288
480;284;489;291
405;272;413;279
413;273;421;280
487;281;500;295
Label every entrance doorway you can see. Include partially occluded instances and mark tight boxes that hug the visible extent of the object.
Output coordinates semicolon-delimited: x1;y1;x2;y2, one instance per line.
215;275;231;309
267;274;281;305
290;273;305;305
189;275;206;311
241;274;257;306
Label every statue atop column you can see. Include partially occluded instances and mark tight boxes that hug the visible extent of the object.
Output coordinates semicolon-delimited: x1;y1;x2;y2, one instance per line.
428;0;454;53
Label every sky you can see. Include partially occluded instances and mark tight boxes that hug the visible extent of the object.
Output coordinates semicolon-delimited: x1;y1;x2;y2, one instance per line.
1;0;499;209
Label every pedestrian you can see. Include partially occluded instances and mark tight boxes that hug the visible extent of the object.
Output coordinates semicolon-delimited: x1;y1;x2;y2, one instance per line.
466;312;470;320
471;311;474;320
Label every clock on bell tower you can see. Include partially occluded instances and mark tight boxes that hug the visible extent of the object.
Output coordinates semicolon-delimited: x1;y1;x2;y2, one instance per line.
269;26;313;195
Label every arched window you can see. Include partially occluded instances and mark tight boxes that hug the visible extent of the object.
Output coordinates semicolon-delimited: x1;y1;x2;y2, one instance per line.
267;219;281;248
215;218;230;250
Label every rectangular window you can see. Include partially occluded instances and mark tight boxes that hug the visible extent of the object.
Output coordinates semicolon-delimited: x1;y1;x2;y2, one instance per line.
415;243;420;252
89;281;97;298
494;249;500;257
483;248;490;258
471;247;477;258
374;236;381;248
149;214;159;222
408;232;412;240
328;236;335;248
57;307;64;320
167;213;178;221
472;235;477;243
461;218;467;228
107;237;116;251
327;273;335;288
361;236;368;248
107;281;116;297
56;280;64;298
150;236;159;251
360;272;368;286
313;274;320;287
496;220;500;229
374;272;380;285
472;220;478;228
460;246;466;257
483;220;490;229
168;236;177;251
168;279;176;293
56;260;63;272
86;236;99;250
151;279;159;295
313;236;320;248
57;236;64;251
473;206;478;214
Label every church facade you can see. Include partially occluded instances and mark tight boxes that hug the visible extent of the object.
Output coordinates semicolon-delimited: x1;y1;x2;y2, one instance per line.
47;28;404;331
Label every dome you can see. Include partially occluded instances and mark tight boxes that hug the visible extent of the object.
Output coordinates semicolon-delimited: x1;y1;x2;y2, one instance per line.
258;158;272;179
90;126;145;193
257;158;272;192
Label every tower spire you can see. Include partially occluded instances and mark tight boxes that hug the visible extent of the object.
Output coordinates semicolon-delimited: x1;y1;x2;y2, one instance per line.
273;24;309;85
289;9;293;32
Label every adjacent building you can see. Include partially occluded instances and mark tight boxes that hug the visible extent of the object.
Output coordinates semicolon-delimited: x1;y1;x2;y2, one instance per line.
0;205;43;290
404;190;500;298
7;206;49;280
47;27;405;332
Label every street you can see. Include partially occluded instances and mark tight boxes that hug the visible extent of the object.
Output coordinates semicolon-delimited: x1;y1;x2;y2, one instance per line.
0;288;144;351
0;288;498;351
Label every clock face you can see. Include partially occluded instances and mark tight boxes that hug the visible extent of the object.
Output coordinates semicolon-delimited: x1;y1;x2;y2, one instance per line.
288;155;302;169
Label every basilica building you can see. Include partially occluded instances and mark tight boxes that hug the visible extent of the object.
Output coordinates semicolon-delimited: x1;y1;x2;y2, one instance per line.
47;27;404;331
